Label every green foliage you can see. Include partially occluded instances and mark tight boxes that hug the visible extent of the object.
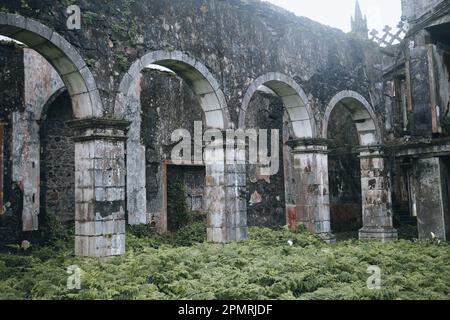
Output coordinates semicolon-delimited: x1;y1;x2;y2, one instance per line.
127;220;207;249
0;224;448;300
167;179;193;232
111;0;140;44
115;53;130;72
398;224;419;240
83;12;99;26
441;116;450;136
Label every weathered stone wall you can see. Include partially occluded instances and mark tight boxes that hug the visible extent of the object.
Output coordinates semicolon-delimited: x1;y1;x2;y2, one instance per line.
0;41;24;119
327;104;362;232
0;0;380;126
39;90;75;223
0;42;24;243
412;157;448;240
0;0;419;253
244;91;286;228
401;0;445;21
140;69;204;229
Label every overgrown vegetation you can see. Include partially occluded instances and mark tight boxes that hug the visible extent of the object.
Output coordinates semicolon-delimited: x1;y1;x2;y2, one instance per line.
0;222;448;300
167;179;195;232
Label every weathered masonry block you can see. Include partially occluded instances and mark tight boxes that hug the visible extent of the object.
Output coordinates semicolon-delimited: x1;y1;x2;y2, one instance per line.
412;157;449;241
289;139;335;243
359;147;398;241
200;138;248;244
224;162;248;242
1;0;447;258
71;119;129;257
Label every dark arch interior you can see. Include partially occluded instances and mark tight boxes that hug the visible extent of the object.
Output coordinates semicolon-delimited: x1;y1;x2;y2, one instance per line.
327;104;362;236
140;68;206;232
39;90;75;227
244;90;287;228
0;41;77;244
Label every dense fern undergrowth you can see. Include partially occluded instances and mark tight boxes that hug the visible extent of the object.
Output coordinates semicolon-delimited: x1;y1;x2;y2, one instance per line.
0;222;448;300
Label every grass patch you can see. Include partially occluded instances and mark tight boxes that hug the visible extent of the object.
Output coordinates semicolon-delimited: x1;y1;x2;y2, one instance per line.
0;223;448;300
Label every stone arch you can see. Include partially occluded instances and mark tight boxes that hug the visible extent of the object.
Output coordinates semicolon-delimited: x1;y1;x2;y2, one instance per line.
323;90;381;146
115;50;229;129
238;73;328;238
0;13;103;118
12;48;66;231
39;89;76;224
39;87;67;119
116;50;234;243
324;90;396;241
239;72;316;139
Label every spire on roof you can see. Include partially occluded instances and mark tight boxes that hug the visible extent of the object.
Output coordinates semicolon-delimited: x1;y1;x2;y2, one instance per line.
354;0;363;22
351;0;369;39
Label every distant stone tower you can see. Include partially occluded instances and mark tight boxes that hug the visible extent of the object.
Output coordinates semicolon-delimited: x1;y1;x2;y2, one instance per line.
351;0;369;39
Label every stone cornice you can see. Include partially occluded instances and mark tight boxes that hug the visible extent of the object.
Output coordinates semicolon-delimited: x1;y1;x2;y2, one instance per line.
286;138;330;149
406;2;450;37
67;118;131;131
68;118;131;142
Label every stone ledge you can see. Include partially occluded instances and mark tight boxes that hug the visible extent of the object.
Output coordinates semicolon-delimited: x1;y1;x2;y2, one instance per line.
318;232;337;244
288;138;330;152
359;227;398;242
68;118;131;131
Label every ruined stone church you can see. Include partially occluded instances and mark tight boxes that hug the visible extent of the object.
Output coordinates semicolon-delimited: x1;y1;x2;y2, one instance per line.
0;0;449;257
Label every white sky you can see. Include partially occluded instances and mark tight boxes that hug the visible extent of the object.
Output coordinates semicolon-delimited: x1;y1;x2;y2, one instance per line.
264;0;403;34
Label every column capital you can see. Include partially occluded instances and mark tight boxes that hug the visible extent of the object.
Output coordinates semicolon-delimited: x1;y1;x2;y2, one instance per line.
287;138;330;154
68;118;131;142
357;145;387;158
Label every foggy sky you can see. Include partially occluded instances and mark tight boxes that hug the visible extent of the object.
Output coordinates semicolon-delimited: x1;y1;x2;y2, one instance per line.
264;0;403;34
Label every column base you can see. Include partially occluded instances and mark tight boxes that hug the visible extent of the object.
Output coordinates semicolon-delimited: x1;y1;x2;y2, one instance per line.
318;232;336;244
359;227;398;242
75;234;125;257
208;227;248;243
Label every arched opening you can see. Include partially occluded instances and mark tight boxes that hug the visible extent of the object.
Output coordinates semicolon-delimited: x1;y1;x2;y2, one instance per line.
140;67;206;232
323;91;396;241
327;104;363;236
0;13;101;119
243;87;287;227
116;51;234;243
0;43;77;243
39;90;75;229
239;73;325;235
0;15;125;257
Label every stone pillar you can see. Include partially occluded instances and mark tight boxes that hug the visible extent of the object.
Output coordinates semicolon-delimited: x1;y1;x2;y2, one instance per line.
224;163;248;242
412;157;448;241
124;75;147;226
12;111;40;231
204;142;228;243
205;137;248;243
126;120;147;226
359;147;398;241
71;119;130;257
289;139;335;243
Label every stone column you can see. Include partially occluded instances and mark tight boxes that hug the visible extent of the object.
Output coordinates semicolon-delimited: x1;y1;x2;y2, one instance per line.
205;136;249;243
359;147;398;241
204;141;228;243
289;139;335;243
412;157;448;241
71;119;130;257
12;111;40;231
224;163;248;242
